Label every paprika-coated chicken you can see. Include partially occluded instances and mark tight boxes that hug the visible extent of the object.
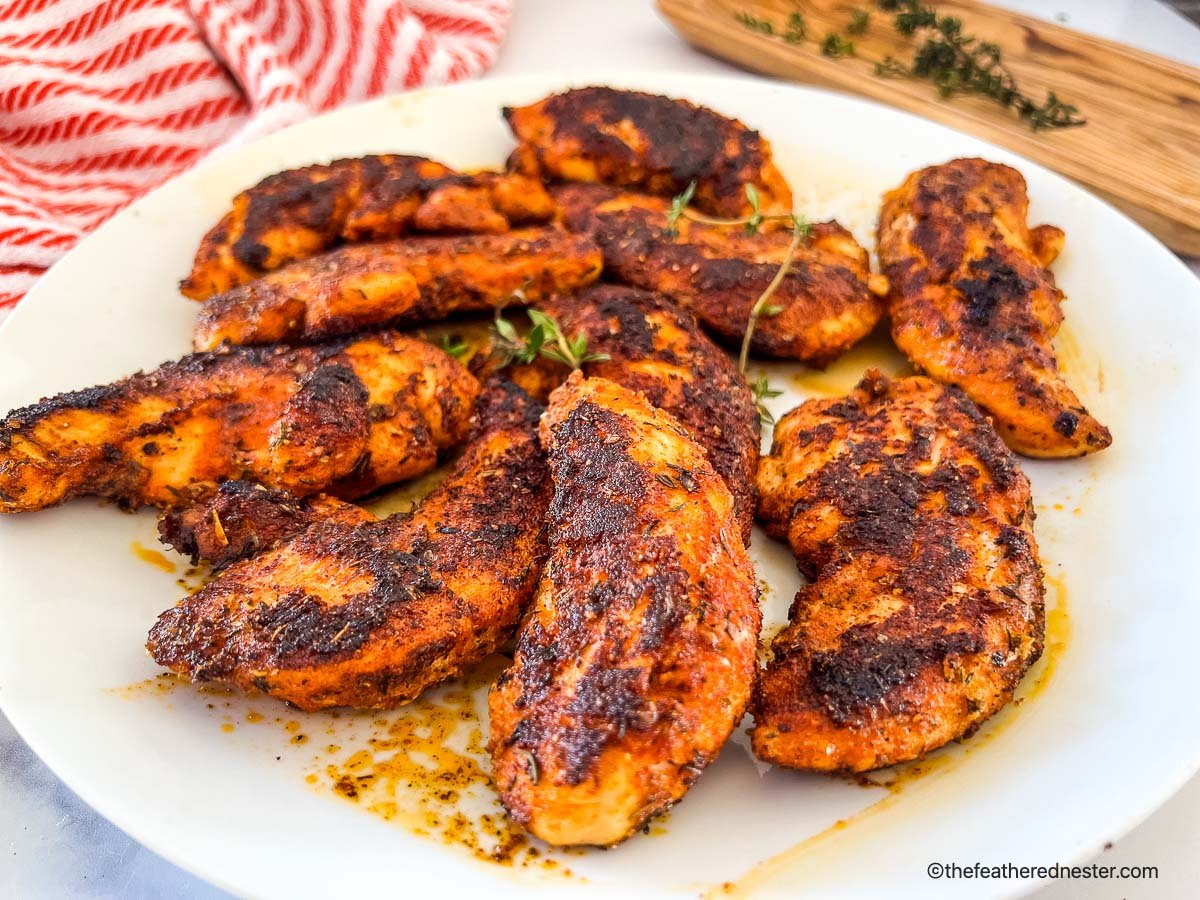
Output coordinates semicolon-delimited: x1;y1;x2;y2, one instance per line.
192;229;602;350
474;285;761;539
752;372;1045;773
181;154;555;299
505;86;792;218
877;158;1111;457
0;332;477;513
556;184;888;365
147;380;551;711
158;480;372;570
489;373;759;846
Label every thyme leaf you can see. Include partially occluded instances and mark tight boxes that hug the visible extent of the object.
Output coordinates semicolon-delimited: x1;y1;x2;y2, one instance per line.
734;11;775;35
750;374;784;426
493;315;521;347
785;12;806;43
743;183;764;235
665;180;697;237
438;333;470;360
821;33;856;58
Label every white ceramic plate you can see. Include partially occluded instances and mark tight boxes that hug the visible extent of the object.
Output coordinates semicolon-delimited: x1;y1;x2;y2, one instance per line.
1;72;1198;900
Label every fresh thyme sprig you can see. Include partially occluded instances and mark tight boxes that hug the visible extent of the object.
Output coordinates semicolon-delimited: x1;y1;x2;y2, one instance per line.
491;308;609;371
669;179;804;236
665;180;697;237
732;3;1084;132
737;216;808;375
665;182;811;424
875;0;1086;130
750;374;784;427
528;309;610;369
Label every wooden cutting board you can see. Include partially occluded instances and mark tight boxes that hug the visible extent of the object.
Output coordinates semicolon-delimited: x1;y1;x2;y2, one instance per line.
657;0;1200;255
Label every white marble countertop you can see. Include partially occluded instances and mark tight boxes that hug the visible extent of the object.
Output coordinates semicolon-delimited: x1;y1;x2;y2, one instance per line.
3;1;1198;897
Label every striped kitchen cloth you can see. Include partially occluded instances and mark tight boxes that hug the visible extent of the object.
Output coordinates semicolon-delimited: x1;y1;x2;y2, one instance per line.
0;0;512;314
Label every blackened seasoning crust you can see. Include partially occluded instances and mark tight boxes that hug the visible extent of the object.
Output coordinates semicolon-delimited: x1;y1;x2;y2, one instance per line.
475;285;763;539
157;479;373;569
147;380;550;711
488;374;759;847
554;183;887;365
0;332;478;513
752;371;1045;773
878;157;1111;457
504;87;792;218
182;154;555;300
192;228;602;349
545;285;761;539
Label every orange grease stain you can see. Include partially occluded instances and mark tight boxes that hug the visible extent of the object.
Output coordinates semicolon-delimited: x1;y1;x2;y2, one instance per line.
116;657;575;876
713;571;1071;898
130;541;175;573
304;655;549;868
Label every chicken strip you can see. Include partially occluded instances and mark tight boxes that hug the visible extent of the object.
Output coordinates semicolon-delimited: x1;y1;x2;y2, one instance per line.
475;285;761;539
147;380;550;711
752;372;1044;773
489;373;759;846
182;154;555;299
0;333;477;513
505;86;792;217
878;158;1111;457
158;480;372;570
192;229;602;350
556;184;887;365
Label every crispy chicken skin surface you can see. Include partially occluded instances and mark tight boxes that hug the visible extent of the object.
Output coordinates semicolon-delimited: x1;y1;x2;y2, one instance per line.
0;333;478;513
504;87;792;217
878;158;1111;457
476;285;761;540
147;380;551;711
556;184;887;365
181;154;555;300
489;374;759;847
192;229;602;350
752;372;1045;773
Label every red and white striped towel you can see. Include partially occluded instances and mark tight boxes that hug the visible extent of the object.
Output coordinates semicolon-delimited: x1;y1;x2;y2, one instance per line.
0;0;511;316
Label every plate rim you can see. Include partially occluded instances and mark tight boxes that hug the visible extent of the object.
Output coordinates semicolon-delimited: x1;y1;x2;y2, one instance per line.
2;68;1199;899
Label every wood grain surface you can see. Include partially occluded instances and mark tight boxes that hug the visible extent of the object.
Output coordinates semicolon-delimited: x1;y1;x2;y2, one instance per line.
657;0;1200;254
